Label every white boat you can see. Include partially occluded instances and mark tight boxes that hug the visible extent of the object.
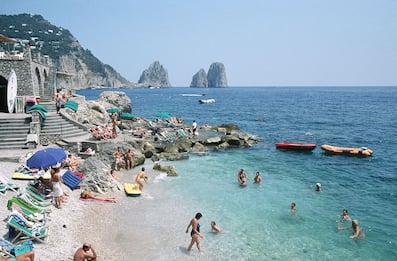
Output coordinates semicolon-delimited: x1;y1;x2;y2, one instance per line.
181;93;205;97
199;98;215;104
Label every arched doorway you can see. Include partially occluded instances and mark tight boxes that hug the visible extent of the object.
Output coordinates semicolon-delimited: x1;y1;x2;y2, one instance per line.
0;74;7;112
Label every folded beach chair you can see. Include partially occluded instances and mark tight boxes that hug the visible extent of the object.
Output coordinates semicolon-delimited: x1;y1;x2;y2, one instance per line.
6;215;49;243
0;173;19;193
19;193;52;210
24;186;51;203
0;238;33;259
21;191;52;207
62;170;82;190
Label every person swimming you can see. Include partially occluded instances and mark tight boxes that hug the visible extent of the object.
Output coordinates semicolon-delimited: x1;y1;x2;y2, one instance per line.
211;221;222;233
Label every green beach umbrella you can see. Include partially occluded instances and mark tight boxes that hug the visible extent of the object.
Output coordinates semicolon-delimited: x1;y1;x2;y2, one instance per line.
27;104;48;113
155;112;171;119
120;113;136;120
106;107;119;113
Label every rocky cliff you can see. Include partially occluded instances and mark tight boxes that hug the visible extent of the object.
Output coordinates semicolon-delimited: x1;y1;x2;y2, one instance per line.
190;69;208;88
0;14;131;89
138;61;171;87
207;62;228;88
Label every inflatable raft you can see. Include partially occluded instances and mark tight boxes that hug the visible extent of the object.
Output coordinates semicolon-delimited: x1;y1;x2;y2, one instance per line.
124;183;142;197
321;144;373;156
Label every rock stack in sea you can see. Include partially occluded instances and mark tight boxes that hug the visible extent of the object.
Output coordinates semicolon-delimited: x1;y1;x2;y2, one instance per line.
190;69;208;88
190;62;228;88
138;61;171;87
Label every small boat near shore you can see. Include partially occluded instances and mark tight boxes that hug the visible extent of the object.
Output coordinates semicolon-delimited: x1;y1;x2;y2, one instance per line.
321;144;373;156
275;141;317;151
199;98;215;104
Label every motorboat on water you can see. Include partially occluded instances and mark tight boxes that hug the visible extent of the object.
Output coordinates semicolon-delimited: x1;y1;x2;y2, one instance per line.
181;93;205;97
275;141;317;151
321;144;373;156
199;98;215;104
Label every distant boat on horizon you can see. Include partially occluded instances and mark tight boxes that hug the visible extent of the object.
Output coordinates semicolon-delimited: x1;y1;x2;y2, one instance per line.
181;93;205;97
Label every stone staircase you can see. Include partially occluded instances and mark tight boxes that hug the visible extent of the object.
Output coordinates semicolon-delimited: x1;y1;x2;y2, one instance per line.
0;101;90;150
0;115;31;150
39;100;90;143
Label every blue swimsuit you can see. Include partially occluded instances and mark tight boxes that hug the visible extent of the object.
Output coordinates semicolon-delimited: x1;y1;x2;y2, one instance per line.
191;223;201;236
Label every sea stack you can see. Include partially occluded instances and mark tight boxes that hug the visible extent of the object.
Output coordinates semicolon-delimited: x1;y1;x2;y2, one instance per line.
138;61;171;87
207;62;228;88
190;69;208;88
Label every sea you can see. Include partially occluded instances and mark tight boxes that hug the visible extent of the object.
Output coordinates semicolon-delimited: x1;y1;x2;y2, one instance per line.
76;87;397;260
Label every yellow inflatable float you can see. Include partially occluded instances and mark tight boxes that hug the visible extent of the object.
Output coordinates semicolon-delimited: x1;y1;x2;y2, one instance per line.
124;183;142;197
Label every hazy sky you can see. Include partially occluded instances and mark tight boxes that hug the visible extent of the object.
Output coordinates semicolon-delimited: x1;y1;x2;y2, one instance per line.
2;0;396;86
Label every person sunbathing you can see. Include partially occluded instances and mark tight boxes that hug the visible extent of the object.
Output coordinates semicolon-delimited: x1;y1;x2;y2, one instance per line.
0;251;35;261
64;154;82;172
80;190;116;203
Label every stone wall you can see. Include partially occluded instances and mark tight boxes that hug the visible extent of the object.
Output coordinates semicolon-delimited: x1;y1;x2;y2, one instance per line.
0;45;53;99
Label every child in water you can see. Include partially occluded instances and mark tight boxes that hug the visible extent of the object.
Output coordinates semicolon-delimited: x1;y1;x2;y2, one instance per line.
211;221;222;233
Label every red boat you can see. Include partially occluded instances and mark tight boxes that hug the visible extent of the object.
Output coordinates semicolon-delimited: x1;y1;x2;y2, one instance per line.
275;142;317;151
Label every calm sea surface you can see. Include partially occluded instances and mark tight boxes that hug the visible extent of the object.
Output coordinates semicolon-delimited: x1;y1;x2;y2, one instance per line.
77;87;397;260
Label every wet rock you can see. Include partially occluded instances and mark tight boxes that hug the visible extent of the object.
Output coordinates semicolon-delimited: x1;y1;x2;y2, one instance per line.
153;163;178;176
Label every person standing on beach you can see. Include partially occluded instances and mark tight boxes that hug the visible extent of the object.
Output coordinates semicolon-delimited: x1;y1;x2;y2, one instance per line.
192;120;198;135
112;147;123;171
51;167;64;209
111;113;118;138
135;167;148;191
124;148;134;170
73;243;97;261
186;212;203;251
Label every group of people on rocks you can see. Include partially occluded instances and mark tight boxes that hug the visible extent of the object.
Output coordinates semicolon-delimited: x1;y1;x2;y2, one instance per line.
112;147;134;171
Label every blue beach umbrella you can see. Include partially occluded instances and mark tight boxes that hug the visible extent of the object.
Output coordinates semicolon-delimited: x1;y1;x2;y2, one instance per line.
27;148;67;169
106;107;119;113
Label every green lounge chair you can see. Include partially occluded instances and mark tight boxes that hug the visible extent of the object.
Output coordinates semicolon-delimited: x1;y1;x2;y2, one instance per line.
6;215;49;243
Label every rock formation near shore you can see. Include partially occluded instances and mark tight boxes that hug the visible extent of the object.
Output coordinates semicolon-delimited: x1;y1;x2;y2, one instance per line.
207;62;228;87
190;69;208;88
138;61;171;87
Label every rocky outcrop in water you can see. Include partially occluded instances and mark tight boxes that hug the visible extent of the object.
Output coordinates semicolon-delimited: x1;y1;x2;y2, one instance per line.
138;61;171;87
207;62;228;87
190;69;208;88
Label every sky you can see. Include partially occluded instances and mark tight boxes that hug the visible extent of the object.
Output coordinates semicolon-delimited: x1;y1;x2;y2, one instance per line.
2;0;397;87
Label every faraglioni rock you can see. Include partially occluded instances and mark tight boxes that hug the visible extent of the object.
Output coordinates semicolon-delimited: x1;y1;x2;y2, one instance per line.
207;62;228;88
138;61;171;87
190;69;208;88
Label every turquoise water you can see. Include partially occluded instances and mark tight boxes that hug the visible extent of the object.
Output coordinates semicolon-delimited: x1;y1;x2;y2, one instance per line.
78;87;397;260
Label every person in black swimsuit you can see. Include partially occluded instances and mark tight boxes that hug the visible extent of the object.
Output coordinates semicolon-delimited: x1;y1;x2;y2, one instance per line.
186;212;203;251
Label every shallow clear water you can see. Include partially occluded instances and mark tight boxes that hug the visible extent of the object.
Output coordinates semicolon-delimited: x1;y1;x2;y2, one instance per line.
78;87;397;260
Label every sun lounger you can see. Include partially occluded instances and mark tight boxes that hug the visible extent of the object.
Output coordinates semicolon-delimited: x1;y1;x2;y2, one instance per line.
0;173;19;193
0;238;33;259
24;186;50;202
6;215;49;243
62;170;82;190
7;196;46;214
19;193;52;210
21;191;52;207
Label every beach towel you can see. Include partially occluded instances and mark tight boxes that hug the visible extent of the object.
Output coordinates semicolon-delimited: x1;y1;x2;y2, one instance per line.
62;170;82;190
79;198;114;203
